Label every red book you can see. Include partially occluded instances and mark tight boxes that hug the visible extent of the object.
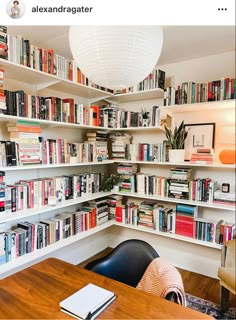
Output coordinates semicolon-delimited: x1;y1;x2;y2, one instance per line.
89;105;100;126
116;206;123;223
89;207;96;228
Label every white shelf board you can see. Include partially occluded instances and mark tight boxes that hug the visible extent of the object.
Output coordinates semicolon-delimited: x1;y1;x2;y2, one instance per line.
114;223;222;250
107;88;164;103
0;59;113;100
46;79;113;100
0;114;110;130
113;192;235;211
1;161;114;171
159;99;235;114
0;192;112;223
0;220;114;277
111;126;164;132
113;160;235;169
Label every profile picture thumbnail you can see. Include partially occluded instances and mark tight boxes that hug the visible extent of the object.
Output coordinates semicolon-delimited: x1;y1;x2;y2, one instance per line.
6;0;26;19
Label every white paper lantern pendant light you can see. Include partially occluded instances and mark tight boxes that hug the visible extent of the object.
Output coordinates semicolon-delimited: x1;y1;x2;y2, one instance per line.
69;26;163;90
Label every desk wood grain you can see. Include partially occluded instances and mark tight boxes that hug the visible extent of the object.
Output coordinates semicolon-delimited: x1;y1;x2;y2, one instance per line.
0;258;213;319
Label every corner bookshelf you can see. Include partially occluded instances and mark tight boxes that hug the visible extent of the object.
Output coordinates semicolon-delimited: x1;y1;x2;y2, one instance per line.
0;49;235;280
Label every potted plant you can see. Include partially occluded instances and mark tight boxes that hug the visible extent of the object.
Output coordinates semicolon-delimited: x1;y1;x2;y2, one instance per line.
164;121;189;162
101;174;122;192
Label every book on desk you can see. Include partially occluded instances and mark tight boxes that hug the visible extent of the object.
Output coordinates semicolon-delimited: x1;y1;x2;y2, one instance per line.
60;283;116;319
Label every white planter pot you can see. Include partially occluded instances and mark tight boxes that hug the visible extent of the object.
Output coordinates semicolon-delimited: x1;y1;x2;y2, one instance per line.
169;149;185;163
70;156;78;164
112;185;120;192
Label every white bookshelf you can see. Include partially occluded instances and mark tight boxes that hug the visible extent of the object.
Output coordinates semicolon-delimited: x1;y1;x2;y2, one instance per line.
0;114;111;130
114;222;222;250
159;99;235;116
105;88;164;103
0;59;114;100
113;191;235;211
111;126;164;132
0;114;165;132
1;160;114;172
113;159;235;169
0;220;114;279
0;39;235;279
0;192;112;223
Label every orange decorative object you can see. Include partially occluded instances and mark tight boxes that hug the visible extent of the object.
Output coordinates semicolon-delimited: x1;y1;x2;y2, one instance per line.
219;149;236;164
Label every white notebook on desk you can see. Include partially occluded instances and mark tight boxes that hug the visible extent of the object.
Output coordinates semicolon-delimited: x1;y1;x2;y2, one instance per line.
60;283;116;320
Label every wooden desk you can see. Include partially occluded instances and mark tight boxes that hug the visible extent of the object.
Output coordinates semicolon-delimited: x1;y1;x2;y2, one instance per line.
0;258;212;319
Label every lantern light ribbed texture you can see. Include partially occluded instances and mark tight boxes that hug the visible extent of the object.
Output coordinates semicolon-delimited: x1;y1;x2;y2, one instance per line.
69;26;163;90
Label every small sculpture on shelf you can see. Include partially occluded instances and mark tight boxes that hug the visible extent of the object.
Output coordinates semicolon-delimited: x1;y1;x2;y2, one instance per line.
140;108;150;127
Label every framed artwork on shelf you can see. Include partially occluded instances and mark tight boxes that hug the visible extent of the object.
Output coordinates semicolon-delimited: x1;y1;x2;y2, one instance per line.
184;122;215;161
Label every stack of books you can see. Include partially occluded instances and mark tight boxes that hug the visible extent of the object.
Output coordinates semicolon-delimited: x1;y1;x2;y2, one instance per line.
138;201;159;229
117;163;138;175
8;120;42;166
85;130;109;161
167;167;192;200
213;190;235;206
175;204;198;238
117;163;137;193
106;194;123;220
88;197;109;226
110;134;131;160
190;148;214;164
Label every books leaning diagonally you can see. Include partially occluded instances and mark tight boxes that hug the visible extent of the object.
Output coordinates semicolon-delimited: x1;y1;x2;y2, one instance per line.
60;283;116;319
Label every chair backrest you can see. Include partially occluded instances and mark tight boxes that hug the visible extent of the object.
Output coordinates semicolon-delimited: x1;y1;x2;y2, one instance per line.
85;239;159;287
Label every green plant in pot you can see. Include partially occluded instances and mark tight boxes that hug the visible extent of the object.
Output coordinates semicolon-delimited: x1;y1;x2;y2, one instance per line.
164;120;189;162
101;174;122;192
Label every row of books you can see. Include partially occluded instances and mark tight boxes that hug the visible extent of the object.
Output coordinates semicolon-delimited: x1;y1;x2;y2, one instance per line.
113;68;165;94
115;202;235;244
0;134;109;168
0;205;107;264
2;26;113;93
164;78;236;106
0;172;101;214
116;169;233;205
111;142;170;162
1;88;168;129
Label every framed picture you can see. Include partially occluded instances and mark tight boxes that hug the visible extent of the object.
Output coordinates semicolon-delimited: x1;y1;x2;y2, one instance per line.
184;123;215;160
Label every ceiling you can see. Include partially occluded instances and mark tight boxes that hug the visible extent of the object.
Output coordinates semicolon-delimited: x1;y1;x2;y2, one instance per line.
6;26;235;66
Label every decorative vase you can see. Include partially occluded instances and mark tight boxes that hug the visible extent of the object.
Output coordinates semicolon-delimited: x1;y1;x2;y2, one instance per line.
169;149;185;163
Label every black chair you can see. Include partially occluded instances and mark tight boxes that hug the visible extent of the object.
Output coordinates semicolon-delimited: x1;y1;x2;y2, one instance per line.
85;239;159;287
